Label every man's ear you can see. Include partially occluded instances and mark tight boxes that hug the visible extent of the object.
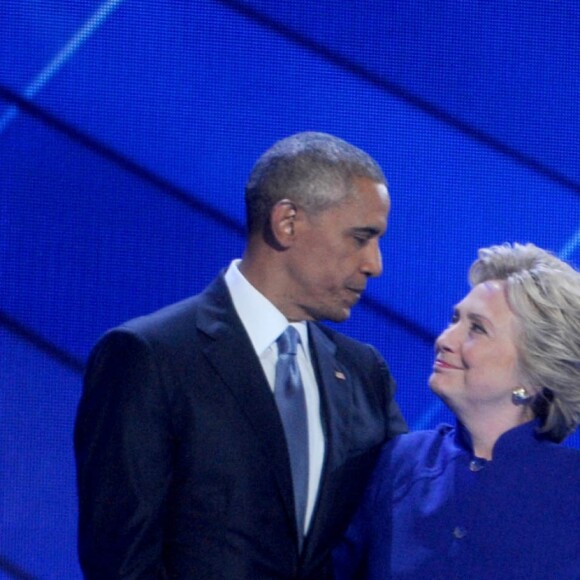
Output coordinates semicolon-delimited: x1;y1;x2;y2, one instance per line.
270;199;298;247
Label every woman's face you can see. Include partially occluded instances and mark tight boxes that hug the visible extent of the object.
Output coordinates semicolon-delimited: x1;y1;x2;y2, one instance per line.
429;280;523;418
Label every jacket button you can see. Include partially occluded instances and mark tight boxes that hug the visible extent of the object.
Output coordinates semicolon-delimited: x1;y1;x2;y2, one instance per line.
469;459;485;472
453;526;467;539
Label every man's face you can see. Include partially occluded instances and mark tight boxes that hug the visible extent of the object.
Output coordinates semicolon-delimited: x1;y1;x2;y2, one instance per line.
285;177;390;322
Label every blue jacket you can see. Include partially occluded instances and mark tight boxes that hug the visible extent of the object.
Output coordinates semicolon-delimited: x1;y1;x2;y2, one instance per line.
334;419;580;579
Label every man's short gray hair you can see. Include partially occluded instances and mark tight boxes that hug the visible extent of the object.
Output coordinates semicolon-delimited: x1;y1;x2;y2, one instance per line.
245;132;386;234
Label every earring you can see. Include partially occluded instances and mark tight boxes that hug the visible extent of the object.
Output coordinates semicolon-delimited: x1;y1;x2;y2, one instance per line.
512;387;532;406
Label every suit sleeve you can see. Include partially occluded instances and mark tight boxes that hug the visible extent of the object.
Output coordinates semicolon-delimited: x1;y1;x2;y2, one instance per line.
370;344;408;439
331;444;393;580
331;346;406;578
74;329;174;579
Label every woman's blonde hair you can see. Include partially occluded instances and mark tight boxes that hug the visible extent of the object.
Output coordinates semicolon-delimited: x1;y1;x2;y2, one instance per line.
470;242;580;442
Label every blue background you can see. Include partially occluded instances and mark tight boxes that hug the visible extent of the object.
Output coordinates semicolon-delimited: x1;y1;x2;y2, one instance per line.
2;1;579;577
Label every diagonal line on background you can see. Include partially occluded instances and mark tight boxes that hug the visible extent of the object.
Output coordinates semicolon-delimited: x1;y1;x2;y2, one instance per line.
413;402;447;431
0;309;84;375
363;295;445;429
0;83;246;236
0;554;41;580
559;227;580;262
0;0;126;134
215;0;580;200
363;295;436;347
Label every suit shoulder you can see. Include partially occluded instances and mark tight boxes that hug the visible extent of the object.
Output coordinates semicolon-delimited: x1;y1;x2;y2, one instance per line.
121;294;202;336
106;276;228;346
313;323;383;361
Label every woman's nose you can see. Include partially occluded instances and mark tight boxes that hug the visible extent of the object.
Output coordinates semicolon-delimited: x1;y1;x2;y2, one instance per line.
435;325;456;353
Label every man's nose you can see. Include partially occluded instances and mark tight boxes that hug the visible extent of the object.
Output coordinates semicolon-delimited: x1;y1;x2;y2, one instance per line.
362;241;383;278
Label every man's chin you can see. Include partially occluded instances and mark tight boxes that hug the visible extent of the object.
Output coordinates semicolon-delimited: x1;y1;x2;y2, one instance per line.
301;302;352;323
325;307;352;323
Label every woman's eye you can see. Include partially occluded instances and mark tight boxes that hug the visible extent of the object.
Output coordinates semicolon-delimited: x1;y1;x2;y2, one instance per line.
470;322;486;334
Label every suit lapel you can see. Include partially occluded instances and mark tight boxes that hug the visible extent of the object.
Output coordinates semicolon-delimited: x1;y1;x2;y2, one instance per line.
303;323;354;558
308;323;352;472
196;276;297;532
194;278;356;554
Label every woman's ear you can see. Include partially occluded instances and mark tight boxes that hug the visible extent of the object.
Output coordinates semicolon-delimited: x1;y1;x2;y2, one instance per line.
270;199;298;247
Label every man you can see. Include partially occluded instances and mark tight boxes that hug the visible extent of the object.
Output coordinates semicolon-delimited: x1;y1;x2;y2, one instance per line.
74;132;407;579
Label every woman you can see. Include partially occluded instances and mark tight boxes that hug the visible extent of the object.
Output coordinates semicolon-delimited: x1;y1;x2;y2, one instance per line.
334;242;580;579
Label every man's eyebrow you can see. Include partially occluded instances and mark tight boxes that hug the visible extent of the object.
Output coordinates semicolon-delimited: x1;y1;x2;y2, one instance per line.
350;226;382;237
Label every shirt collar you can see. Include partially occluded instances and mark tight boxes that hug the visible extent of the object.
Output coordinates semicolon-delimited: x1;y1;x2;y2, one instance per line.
224;260;309;357
455;418;546;459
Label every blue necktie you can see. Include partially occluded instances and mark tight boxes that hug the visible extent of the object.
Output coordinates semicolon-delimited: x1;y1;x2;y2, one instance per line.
275;326;309;548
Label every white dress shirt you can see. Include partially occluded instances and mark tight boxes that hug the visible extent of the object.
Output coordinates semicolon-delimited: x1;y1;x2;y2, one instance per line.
224;260;325;533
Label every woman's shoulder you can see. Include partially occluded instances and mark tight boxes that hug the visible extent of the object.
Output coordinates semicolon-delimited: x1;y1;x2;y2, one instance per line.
365;426;463;501
377;424;462;474
539;438;580;469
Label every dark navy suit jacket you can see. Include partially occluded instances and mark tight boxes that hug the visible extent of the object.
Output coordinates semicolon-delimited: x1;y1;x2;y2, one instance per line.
74;274;407;579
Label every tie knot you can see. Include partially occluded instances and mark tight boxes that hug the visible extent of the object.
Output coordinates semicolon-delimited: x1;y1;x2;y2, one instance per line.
277;326;299;356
